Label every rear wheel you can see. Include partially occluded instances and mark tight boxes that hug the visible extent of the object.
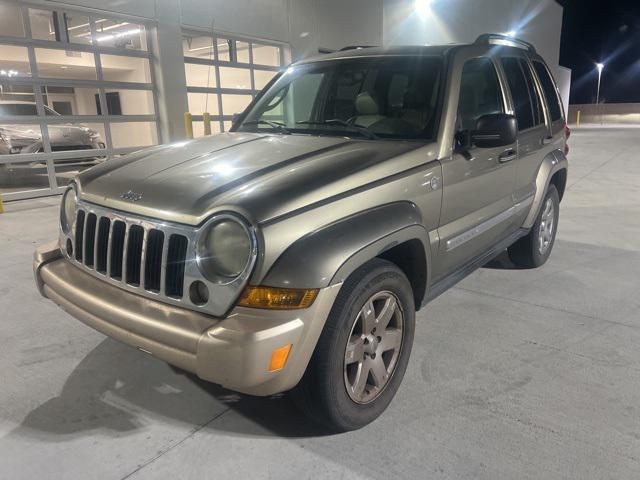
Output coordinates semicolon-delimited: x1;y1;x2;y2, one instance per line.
292;258;415;432
509;185;560;268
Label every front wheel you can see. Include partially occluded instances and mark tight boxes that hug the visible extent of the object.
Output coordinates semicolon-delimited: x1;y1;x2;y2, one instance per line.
291;259;415;432
509;184;560;268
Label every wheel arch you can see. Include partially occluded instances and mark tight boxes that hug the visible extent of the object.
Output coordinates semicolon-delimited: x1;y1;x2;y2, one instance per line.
522;149;568;229
261;202;431;309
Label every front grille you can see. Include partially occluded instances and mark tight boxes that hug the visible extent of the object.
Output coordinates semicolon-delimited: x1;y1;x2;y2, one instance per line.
74;207;188;299
62;201;258;317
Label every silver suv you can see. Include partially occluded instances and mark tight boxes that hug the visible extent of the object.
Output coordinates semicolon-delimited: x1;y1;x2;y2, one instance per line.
34;34;568;431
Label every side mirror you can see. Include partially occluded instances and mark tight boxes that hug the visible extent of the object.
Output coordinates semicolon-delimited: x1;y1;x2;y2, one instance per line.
470;113;517;148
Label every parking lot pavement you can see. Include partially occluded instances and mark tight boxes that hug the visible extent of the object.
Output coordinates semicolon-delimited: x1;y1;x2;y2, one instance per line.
1;127;639;479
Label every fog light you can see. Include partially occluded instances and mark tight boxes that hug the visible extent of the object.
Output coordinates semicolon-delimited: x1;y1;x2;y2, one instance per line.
10;146;21;154
269;344;292;372
189;280;209;305
238;286;318;309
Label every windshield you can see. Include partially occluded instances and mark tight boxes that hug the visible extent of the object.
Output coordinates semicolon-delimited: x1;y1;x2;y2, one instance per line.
236;56;444;141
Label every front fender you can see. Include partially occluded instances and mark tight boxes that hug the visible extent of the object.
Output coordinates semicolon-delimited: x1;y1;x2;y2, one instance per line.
262;202;429;289
522;149;568;229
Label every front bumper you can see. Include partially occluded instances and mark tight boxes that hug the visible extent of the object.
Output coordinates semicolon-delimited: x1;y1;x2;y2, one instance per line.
34;241;341;396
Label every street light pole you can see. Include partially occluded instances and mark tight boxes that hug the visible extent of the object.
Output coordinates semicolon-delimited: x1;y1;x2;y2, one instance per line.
595;63;604;105
596;63;604;125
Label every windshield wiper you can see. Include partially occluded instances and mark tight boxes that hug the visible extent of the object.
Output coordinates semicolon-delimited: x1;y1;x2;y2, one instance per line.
296;119;379;140
241;119;291;134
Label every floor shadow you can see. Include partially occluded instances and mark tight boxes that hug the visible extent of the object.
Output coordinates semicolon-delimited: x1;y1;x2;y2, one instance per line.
481;249;531;270
17;339;330;441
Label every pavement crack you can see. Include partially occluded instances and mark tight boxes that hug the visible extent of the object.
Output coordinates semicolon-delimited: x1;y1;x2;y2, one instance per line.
119;407;231;480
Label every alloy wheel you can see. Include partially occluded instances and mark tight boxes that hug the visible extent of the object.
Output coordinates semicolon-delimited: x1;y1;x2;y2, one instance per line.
538;197;555;255
343;291;404;404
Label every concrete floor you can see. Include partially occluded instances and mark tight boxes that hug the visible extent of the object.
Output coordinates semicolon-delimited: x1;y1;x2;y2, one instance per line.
1;126;639;479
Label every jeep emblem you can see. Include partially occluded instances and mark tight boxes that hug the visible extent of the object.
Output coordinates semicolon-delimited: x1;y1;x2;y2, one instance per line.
121;190;143;202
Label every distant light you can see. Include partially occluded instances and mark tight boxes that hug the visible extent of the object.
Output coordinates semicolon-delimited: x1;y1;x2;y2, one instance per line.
415;0;433;19
596;62;605;71
505;30;517;37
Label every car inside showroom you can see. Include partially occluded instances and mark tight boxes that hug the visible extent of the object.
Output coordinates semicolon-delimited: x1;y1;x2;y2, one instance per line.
1;0;639;478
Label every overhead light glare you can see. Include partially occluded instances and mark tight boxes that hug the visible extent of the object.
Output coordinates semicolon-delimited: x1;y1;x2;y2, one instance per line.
505;30;517;37
415;0;433;19
596;62;605;71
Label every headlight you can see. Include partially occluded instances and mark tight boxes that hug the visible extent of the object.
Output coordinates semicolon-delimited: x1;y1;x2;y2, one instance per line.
196;216;252;280
60;186;77;234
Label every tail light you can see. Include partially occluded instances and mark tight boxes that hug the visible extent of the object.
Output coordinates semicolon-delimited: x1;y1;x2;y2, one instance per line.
563;124;571;156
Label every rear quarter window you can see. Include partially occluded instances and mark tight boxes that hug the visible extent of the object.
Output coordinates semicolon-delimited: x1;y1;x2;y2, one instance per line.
500;57;544;130
533;61;563;121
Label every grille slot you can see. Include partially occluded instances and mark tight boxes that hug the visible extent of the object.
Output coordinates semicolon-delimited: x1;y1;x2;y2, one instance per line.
144;229;164;292
96;217;111;274
75;210;85;262
166;234;188;298
84;213;97;268
109;220;126;280
126;225;144;286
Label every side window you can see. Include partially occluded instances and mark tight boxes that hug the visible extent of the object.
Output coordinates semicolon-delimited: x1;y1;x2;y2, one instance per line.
519;59;544;126
533;61;562;121
501;57;543;130
457;57;504;131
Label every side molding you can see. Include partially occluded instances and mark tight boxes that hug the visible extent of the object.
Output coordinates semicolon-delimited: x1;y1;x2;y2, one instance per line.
262;202;429;289
522;149;568;229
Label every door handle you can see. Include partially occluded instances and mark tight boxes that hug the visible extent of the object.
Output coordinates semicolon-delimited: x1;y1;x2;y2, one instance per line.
542;135;553;145
499;149;517;163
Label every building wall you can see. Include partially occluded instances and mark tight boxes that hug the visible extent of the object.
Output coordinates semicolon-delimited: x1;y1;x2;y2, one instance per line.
567;103;640;125
35;0;383;60
29;0;565;140
29;0;383;139
383;0;563;69
556;65;571;117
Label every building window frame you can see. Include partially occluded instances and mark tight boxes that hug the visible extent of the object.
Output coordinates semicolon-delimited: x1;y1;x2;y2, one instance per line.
182;27;289;134
0;2;161;201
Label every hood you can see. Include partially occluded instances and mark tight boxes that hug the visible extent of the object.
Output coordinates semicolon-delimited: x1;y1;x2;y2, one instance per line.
78;132;426;225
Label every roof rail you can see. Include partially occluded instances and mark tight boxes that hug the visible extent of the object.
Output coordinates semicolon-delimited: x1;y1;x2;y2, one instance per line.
474;34;536;53
339;45;376;51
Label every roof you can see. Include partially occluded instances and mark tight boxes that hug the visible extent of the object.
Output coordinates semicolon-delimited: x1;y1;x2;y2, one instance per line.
295;44;459;65
295;34;541;65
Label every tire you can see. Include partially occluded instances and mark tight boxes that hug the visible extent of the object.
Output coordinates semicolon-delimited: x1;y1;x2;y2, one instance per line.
508;184;560;268
291;258;415;432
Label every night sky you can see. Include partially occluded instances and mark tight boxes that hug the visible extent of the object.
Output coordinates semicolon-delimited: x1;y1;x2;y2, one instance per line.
558;0;640;104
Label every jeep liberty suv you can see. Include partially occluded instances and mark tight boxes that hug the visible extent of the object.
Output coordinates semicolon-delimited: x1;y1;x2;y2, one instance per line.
34;34;568;432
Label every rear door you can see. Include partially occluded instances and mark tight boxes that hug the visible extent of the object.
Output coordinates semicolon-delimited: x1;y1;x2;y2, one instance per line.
433;50;517;281
499;54;552;211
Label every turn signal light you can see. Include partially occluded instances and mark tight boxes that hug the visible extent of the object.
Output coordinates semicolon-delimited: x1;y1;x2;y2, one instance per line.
269;344;292;372
238;286;318;309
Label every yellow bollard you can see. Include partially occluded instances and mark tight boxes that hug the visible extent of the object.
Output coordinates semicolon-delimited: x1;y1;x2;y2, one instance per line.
184;112;193;139
203;112;211;136
576;110;581;128
0;193;4;214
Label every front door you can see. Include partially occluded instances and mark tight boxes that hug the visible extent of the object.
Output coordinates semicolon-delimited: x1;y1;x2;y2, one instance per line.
433;52;517;281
